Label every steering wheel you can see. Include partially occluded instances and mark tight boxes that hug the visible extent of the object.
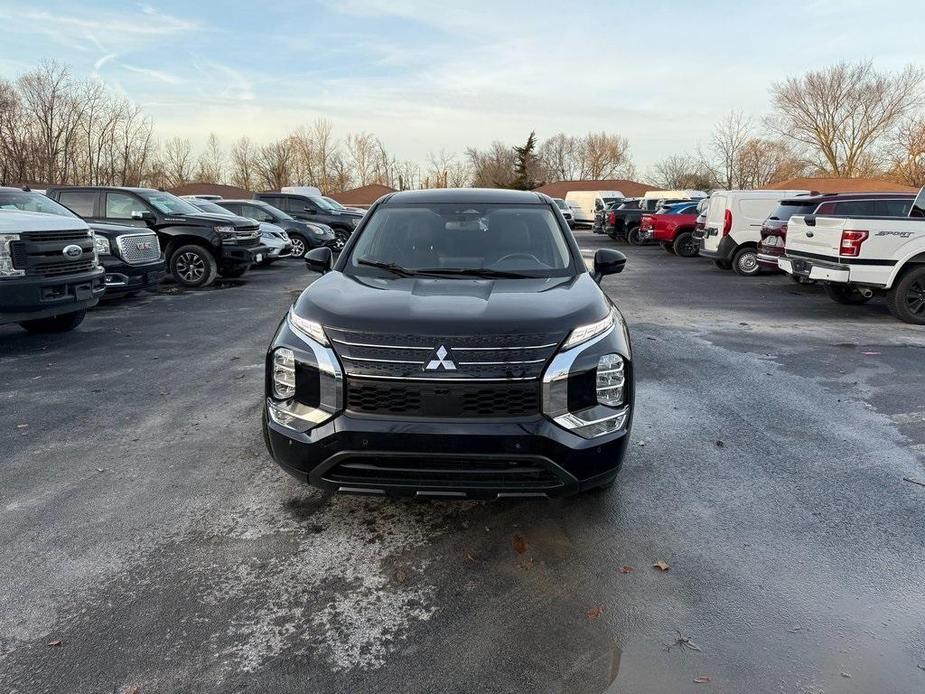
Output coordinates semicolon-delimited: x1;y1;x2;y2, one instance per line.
495;252;542;265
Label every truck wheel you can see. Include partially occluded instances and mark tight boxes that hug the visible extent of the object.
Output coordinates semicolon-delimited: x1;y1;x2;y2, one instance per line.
673;232;699;258
627;226;644;245
824;283;872;305
732;247;761;276
170;244;218;288
886;266;925;324
713;259;732;270
288;233;307;258
661;242;676;254
19;310;86;334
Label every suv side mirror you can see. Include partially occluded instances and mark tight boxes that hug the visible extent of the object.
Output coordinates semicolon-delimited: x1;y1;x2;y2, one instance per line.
304;207;317;215
804;214;816;227
305;246;333;274
131;210;155;223
592;248;626;282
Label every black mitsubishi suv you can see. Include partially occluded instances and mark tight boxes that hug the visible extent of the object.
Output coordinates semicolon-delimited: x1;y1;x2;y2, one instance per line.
263;188;633;499
46;187;264;287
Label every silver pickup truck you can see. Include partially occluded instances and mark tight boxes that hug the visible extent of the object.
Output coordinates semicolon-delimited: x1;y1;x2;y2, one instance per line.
779;186;925;324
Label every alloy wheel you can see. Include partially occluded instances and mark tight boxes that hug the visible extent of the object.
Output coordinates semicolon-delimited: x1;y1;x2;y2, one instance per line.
290;236;306;257
737;252;758;274
334;230;348;251
176;252;205;282
906;279;925;316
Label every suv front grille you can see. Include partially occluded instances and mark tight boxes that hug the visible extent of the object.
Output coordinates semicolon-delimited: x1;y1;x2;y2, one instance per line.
327;328;565;381
323;455;563;490
116;233;161;265
346;378;539;418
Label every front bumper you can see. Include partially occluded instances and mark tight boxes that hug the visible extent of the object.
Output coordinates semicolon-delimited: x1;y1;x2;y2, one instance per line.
263;318;634;499
0;267;105;324
100;257;165;295
218;244;267;268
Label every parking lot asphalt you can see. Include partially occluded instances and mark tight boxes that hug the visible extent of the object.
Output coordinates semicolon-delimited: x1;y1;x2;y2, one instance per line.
2;232;925;694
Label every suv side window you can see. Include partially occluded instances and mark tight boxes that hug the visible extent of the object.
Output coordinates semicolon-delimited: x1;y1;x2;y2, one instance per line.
219;202;241;215
287;197;313;214
105;192;148;220
242;204;275;222
831;200;879;216
878;199;912;217
57;190;97;217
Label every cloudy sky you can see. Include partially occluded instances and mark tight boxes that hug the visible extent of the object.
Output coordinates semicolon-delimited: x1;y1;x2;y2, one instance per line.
1;0;923;174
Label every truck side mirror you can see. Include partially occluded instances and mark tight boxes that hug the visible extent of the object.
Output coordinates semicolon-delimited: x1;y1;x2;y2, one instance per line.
131;210;155;223
305;246;333;274
592;248;626;282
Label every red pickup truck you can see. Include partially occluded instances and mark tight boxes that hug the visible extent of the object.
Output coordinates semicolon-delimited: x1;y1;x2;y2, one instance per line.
638;202;701;256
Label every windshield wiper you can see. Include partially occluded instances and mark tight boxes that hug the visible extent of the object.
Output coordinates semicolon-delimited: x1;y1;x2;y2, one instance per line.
356;257;417;276
412;267;531;279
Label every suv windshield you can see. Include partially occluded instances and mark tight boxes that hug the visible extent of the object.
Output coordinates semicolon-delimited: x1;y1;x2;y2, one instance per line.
0;191;75;218
309;196;336;211
322;197;346;210
137;191;200;215
347;203;575;278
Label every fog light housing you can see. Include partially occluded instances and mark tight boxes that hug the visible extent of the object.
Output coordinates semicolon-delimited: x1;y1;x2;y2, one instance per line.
596;354;625;406
272;348;296;399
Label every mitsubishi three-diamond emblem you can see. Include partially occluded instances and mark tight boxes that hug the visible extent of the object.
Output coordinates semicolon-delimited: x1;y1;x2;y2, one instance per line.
425;345;456;371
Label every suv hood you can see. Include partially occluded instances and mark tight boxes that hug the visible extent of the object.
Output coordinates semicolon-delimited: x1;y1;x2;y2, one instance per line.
293;271;611;336
0;210;89;233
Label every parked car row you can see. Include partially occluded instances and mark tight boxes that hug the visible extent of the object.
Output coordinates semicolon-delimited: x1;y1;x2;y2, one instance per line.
596;190;707;243
0;185;357;334
595;183;925;325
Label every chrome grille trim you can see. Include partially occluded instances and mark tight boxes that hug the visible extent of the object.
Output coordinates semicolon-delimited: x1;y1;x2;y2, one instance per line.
116;233;161;266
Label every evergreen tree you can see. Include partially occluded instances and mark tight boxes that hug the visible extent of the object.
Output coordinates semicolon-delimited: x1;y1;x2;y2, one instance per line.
510;131;538;190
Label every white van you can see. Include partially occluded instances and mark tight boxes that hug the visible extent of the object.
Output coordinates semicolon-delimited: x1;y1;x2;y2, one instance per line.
697;189;809;275
565;190;624;227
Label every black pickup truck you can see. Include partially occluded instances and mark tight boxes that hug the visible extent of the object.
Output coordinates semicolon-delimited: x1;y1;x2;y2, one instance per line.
0;188;105;333
47;187;265;287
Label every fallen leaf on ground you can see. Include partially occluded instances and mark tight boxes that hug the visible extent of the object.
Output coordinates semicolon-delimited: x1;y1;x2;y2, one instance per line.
664;632;702;653
620;565;634;574
693;676;711;684
511;534;528;555
653;560;670;572
586;607;603;620
47;640;62;647
465;553;476;562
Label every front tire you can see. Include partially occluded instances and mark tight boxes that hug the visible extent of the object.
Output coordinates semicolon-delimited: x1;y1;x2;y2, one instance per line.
673;232;699;258
170;244;218;287
19;309;87;334
886;266;925;324
732;246;761;276
824;283;872;305
288;233;307;258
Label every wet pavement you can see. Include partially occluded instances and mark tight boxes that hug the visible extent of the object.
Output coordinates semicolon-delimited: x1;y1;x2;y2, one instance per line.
2;233;924;693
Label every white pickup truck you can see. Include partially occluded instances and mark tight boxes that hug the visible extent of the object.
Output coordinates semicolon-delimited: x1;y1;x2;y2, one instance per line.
779;186;925;324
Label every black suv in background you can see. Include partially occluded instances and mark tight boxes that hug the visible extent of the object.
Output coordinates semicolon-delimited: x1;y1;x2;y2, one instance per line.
217;199;336;258
263;189;633;499
253;192;363;250
47;187;264;287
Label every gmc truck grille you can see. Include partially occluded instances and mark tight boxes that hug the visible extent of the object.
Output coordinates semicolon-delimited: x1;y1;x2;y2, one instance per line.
346;378;540;418
116;233;161;265
327;328;565;381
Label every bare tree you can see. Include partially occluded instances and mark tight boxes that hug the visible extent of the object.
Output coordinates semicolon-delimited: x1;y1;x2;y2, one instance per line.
735;138;806;188
710;110;752;188
466;141;516;188
196;132;224;183
160;137;194;187
651;155;716;190
889;116;925;187
770;61;925;176
254;138;292;191
576;132;634;180
539;133;579;181
229;136;257;190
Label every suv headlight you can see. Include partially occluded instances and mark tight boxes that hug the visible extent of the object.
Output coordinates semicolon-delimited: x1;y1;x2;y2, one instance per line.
214;225;235;234
95;235;111;256
563;308;615;350
0;232;25;278
596;354;625;406
287;308;329;346
272;348;296;399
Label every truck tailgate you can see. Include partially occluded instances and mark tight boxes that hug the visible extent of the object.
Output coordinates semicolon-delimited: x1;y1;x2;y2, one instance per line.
786;215;844;258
